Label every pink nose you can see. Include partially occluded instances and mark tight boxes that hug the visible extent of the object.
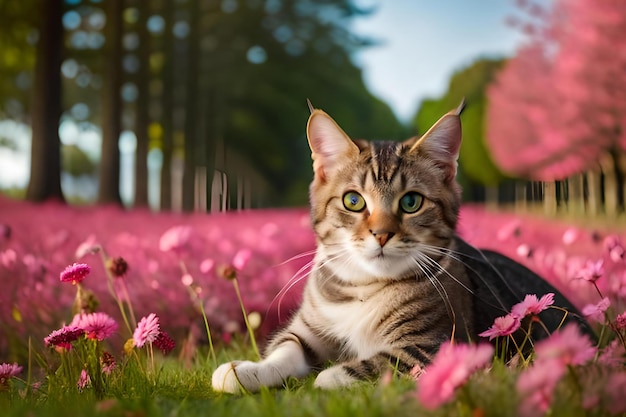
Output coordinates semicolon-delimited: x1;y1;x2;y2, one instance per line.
372;231;395;247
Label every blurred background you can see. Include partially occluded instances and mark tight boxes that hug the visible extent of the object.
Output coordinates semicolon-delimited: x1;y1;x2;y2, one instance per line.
0;0;624;216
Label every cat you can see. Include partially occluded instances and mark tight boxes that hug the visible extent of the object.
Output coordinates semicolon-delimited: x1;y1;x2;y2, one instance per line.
211;102;593;393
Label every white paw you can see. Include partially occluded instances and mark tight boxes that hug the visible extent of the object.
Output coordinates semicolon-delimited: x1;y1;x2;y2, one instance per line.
313;366;355;389
212;361;261;393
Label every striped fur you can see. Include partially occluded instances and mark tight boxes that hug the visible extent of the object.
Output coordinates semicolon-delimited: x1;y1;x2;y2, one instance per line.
211;105;588;393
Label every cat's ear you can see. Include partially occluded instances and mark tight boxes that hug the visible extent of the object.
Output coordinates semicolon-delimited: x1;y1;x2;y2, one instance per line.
409;101;464;182
307;109;359;182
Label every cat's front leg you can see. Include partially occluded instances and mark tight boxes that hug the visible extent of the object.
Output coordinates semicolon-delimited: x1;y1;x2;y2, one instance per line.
212;336;311;393
313;354;391;389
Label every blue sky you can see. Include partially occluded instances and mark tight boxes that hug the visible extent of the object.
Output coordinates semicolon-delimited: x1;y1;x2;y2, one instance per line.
351;0;531;121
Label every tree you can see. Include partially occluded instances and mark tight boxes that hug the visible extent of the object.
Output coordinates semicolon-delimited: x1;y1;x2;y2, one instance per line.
487;0;626;182
26;0;64;202
181;0;201;212
0;0;37;121
98;0;123;205
414;58;509;201
133;4;151;208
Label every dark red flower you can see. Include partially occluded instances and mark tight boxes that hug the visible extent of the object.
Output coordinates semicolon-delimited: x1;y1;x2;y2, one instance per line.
44;325;85;349
106;256;129;278
154;331;175;355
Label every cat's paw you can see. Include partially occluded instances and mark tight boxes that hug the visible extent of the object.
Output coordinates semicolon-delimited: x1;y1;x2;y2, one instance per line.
313;365;355;389
212;361;262;393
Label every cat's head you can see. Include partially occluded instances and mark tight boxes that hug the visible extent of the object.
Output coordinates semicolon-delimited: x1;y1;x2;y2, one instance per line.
306;104;464;284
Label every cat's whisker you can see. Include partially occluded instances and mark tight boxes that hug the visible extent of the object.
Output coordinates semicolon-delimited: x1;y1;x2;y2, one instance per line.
409;254;456;325
271;249;351;321
419;243;512;313
417;247;475;296
271;259;315;320
276;250;319;267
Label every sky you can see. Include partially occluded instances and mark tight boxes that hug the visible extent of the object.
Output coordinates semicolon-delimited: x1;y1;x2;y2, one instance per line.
351;0;528;122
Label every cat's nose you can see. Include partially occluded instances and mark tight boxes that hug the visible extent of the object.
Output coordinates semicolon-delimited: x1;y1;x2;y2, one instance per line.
371;231;395;247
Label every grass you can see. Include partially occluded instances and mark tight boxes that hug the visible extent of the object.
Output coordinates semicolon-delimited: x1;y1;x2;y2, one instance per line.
2;343;426;417
2;199;625;416
1;338;602;417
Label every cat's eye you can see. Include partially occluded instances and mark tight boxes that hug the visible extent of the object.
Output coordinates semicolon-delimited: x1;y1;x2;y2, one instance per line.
399;192;423;213
343;191;366;212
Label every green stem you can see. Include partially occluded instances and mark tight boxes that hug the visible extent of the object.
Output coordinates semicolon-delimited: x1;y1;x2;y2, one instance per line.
232;278;260;360
198;301;218;367
98;248;133;335
179;260;218;367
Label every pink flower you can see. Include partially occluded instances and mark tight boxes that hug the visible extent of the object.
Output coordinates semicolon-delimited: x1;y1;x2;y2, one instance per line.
604;235;625;262
576;259;604;282
0;362;23;386
607;372;626;415
511;293;555;318
416;342;493;409
75;234;99;259
0;249;17;269
581;297;610;324
71;312;118;341
44;325;85;349
77;369;91;391
516;244;533;258
497;219;521;241
517;357;565;417
534;323;596;366
159;226;192;252
232;248;252;270
616;311;626;330
598;340;626;366
133;313;160;347
59;263;91;285
562;228;579;245
609;245;625;262
200;258;215;274
153;331;176;355
478;314;521;340
100;352;116;375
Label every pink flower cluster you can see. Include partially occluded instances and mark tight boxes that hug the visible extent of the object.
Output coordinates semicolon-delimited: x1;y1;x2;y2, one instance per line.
517;324;596;417
133;313;160;348
479;293;555;340
71;312;118;341
59;263;91;285
0;362;22;386
44;325;85;350
416;342;494;409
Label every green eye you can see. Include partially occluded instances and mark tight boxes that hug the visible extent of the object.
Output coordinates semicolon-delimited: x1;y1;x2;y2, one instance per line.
343;191;366;212
400;192;423;213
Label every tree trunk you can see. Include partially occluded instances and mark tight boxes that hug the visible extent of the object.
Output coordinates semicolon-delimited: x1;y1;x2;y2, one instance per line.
514;181;527;212
159;0;175;211
485;185;498;210
26;0;64;202
134;4;151;208
98;0;123;205
586;169;601;216
568;173;585;215
601;153;618;217
543;181;557;216
181;0;200;212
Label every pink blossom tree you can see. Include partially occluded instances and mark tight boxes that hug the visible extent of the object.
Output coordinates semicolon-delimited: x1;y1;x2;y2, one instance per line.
487;0;626;213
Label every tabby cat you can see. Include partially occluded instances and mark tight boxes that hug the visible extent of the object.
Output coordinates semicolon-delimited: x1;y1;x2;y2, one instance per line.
212;103;592;393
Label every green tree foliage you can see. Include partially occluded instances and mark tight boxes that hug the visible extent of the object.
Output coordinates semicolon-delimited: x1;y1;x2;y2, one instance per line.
1;0;405;208
0;0;37;120
62;144;95;177
413;59;508;189
183;0;406;207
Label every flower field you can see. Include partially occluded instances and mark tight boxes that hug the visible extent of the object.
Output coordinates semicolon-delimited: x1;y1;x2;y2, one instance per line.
1;196;626;416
